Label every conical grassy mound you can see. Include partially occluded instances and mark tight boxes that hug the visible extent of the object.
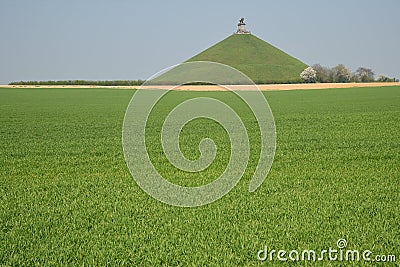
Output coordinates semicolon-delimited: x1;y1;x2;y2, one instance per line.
187;34;307;84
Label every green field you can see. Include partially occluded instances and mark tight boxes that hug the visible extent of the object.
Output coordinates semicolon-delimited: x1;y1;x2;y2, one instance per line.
1;87;399;265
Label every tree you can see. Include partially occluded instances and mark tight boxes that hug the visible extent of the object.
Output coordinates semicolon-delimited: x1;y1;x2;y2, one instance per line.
350;72;360;82
300;67;317;83
377;75;398;82
312;64;331;83
355;67;375;82
331;64;351;83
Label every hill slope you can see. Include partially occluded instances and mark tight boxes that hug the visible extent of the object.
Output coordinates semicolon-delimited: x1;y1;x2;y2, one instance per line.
187;34;307;84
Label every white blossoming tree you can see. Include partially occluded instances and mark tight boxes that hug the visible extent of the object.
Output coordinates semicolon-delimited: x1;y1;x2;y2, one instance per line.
300;66;317;83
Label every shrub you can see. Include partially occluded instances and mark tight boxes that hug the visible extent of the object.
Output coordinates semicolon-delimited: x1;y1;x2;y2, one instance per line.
300;67;317;83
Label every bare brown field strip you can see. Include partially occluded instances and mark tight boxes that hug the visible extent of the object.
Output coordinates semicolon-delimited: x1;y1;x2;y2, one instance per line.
1;82;399;91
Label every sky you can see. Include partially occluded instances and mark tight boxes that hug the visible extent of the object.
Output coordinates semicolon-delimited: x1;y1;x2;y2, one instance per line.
1;0;399;84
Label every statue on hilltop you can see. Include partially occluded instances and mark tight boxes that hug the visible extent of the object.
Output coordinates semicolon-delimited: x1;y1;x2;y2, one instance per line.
236;18;251;34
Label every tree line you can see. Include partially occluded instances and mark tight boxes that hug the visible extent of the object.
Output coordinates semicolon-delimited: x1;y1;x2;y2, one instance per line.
9;66;398;85
301;64;398;83
8;80;145;86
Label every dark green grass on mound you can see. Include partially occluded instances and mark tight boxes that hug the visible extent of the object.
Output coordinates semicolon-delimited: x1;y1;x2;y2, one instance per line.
0;87;399;265
187;34;308;84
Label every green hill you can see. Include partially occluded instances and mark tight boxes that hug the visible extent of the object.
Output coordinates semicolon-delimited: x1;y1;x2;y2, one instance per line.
186;34;307;84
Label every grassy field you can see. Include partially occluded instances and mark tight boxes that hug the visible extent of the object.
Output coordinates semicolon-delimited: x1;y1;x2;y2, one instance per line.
187;34;307;84
0;87;399;265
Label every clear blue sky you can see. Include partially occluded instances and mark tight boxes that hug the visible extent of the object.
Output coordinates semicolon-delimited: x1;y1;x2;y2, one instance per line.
1;0;399;84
